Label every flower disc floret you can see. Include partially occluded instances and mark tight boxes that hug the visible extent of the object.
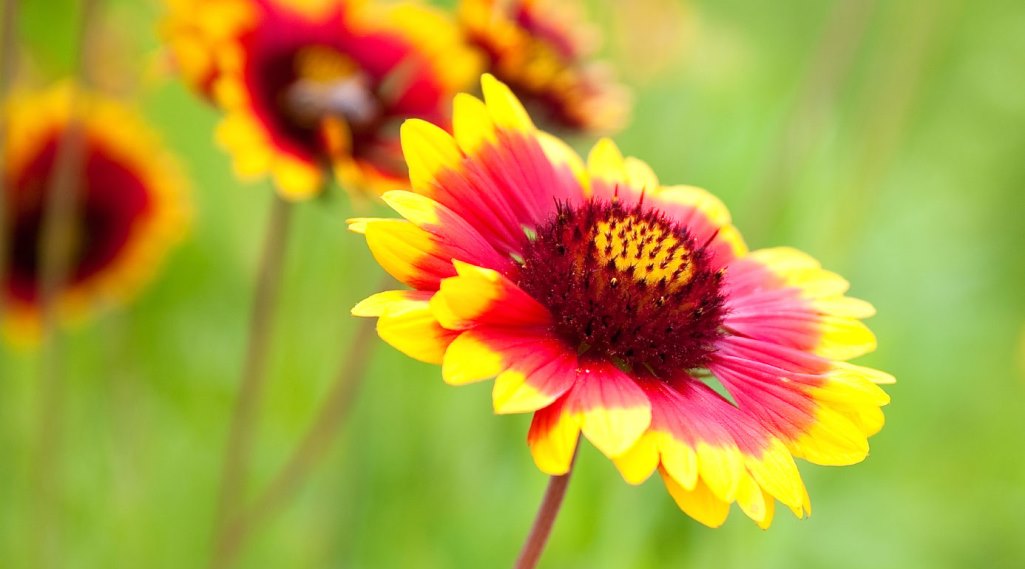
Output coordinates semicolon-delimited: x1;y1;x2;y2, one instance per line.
519;197;725;378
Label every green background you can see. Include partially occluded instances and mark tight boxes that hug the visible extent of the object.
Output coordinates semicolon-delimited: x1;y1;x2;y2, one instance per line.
4;0;1025;567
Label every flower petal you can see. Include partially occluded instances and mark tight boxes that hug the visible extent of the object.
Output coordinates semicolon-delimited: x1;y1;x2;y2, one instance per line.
660;468;730;528
481;72;535;132
382;190;513;275
528;395;582;475
402;119;464;196
352;290;456;364
493;340;578;414
567;363;652;458
653;184;748;265
431;261;552;330
612;431;660;485
452;92;498;155
725;248;879;360
710;337;882;467
404;81;586;256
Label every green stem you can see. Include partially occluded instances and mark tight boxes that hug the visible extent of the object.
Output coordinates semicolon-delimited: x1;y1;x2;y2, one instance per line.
514;448;578;569
30;0;102;566
210;193;293;564
212;311;380;568
0;0;22;326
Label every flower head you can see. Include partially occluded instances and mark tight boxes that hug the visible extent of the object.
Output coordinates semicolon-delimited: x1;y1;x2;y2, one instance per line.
459;0;629;134
2;84;189;343
163;0;480;198
351;75;892;528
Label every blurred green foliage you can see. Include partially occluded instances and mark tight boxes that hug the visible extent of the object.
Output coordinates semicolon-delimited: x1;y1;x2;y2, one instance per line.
3;0;1025;567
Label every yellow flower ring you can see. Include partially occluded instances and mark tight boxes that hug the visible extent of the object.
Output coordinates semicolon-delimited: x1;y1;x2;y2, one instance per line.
2;84;190;343
459;0;629;134
167;0;480;199
351;75;893;528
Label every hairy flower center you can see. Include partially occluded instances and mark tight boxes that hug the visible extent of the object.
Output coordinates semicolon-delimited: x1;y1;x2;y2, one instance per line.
517;198;726;379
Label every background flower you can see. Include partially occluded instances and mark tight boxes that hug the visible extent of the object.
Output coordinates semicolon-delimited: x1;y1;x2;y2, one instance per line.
164;0;480;198
459;0;629;134
1;83;189;344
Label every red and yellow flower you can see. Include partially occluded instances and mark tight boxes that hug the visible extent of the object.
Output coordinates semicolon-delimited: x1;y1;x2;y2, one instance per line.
459;0;629;134
163;0;480;199
351;75;892;528
1;84;189;343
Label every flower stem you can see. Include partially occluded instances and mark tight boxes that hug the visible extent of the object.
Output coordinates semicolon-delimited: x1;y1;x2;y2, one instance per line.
210;192;293;562
30;0;101;566
515;448;579;569
742;0;876;241
211;274;386;568
0;0;22;326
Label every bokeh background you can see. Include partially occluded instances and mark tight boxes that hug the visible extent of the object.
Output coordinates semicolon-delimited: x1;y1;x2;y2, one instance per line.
4;0;1025;567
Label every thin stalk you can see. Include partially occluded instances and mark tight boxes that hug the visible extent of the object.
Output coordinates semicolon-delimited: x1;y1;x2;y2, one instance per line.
0;0;21;324
211;282;384;568
743;0;876;240
30;0;101;566
825;1;942;255
210;193;294;560
514;447;579;569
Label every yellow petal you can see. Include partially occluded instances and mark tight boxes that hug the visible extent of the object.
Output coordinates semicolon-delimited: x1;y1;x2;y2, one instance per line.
579;399;652;459
613;431;660;485
351;290;417;317
587;137;628;186
401;118;463;195
661;470;730;528
528;404;582;476
742;438;806;511
658;432;699;490
481;73;534;132
735;474;775;529
696;442;743;502
493;369;556;415
452;92;497;155
815;317;877;360
441;331;505;385
791;404;870;466
382;190;442;226
624;156;659;192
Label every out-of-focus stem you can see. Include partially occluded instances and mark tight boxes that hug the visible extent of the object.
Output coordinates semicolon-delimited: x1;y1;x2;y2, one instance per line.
826;2;942;254
211;277;385;568
743;0;876;240
514;447;579;569
0;0;22;327
30;0;101;566
209;192;293;564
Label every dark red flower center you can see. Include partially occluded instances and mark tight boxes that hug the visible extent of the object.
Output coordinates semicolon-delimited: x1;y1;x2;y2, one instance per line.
255;45;382;153
3;133;152;303
517;198;726;379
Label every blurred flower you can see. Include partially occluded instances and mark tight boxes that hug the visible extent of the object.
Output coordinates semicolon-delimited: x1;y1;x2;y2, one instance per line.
162;0;480;199
161;0;258;98
351;75;892;528
1;84;190;343
458;0;629;134
608;0;693;85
